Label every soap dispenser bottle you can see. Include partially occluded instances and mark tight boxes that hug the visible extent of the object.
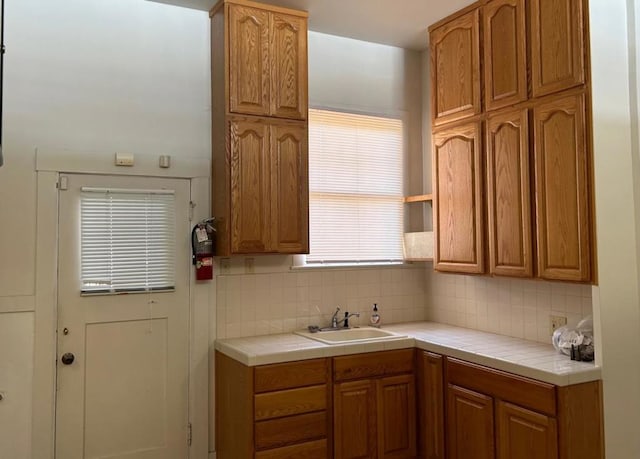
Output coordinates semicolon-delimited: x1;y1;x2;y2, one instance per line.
370;303;381;328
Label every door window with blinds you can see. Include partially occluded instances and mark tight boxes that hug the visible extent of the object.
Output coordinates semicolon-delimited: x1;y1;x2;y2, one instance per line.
306;108;405;265
80;188;176;294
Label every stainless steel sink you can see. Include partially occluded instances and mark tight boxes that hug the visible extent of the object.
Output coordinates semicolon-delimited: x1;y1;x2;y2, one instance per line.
294;327;407;345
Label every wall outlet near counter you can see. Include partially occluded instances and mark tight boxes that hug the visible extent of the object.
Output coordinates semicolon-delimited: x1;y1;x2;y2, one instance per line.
550;315;567;335
244;257;255;274
219;258;231;275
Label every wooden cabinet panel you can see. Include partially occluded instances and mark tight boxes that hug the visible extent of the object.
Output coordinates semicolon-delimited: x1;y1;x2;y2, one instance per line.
483;0;527;111
229;4;271;116
486;108;533;277
533;93;591;282
334;380;377;459
255;439;328;459
377;374;417;458
255;385;326;421
230;119;271;253
530;0;585;97
270;13;308;120
433;122;485;273
333;349;414;382
270;123;309;253
418;352;445;459
447;357;556;416
255;411;327;450
497;401;558;459
430;9;481;125
255;358;327;393
447;385;495;459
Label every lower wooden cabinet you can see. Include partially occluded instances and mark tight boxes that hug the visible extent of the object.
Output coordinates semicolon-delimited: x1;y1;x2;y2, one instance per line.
217;349;602;459
497;401;558;459
333;350;417;459
334;379;377;459
447;385;495;459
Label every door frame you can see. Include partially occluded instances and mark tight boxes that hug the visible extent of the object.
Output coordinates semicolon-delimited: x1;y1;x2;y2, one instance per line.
32;150;212;459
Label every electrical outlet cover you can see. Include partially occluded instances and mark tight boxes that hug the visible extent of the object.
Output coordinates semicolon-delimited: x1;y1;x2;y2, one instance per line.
550;315;568;335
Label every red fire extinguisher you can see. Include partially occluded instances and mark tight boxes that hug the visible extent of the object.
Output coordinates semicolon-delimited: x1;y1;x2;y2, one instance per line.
191;218;216;280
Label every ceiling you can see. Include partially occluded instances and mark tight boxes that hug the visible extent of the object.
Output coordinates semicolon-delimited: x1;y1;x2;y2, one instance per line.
148;0;476;50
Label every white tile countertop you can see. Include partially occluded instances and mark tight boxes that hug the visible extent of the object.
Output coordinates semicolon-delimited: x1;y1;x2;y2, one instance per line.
214;321;600;386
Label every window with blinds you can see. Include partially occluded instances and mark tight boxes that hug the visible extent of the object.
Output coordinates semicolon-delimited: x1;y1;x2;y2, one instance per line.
306;108;405;265
80;188;176;294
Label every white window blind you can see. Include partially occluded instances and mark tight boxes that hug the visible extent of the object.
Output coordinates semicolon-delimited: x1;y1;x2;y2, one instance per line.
80;187;176;294
307;109;404;264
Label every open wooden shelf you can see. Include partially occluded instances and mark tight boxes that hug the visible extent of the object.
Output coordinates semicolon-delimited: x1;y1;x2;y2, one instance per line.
404;194;433;203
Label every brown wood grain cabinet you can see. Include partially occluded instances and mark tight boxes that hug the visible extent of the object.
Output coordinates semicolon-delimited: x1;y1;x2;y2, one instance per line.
430;9;481;126
215;353;331;459
530;0;585;98
227;2;307;119
211;0;308;256
417;352;445;459
533;93;591;282
432;122;485;274
333;379;377;459
430;0;594;282
486;108;533;278
447;384;495;459
333;350;417;459
444;356;604;459
483;0;527;111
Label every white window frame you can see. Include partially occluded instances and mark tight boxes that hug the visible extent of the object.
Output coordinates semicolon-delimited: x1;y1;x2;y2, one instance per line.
294;106;408;269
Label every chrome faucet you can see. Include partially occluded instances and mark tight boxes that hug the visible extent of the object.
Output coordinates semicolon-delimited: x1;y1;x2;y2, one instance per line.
330;307;360;329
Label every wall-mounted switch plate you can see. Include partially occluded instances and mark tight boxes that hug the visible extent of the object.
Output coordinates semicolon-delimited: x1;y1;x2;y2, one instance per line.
245;258;255;274
115;153;135;166
219;258;230;275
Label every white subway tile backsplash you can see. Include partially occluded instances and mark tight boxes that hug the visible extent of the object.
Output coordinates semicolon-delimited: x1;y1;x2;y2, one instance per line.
425;270;594;345
215;265;427;339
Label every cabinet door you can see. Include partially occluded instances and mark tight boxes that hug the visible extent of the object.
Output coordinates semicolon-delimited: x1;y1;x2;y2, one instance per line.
483;0;527;111
377;375;417;459
430;9;481;125
270;123;309;253
228;5;270;116
497;401;558;459
447;385;495;459
530;0;585;97
433;122;485;273
418;352;445;459
270;13;307;120
486;108;533;277
229;119;271;253
533;93;591;281
334;380;377;459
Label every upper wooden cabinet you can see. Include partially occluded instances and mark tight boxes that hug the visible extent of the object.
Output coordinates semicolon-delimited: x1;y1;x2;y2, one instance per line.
486;108;533;277
227;2;307;119
211;0;309;256
530;0;585;98
533;93;592;282
225;116;308;255
483;0;527;111
433;122;485;274
430;9;481;126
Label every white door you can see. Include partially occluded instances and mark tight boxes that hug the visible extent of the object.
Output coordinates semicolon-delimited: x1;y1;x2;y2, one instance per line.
55;174;191;459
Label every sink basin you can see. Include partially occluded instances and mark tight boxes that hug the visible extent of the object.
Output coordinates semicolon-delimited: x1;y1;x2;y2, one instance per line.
295;327;407;345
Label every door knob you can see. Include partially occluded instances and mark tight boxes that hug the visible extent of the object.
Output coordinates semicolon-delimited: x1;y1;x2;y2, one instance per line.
61;353;75;365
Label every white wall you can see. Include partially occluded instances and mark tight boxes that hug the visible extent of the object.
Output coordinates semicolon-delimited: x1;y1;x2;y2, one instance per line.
0;1;210;458
589;0;640;457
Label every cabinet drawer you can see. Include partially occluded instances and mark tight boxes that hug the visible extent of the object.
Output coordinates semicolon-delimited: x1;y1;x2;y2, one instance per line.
255;385;327;420
255;411;327;450
333;349;414;382
255;439;327;459
255;358;328;393
446;357;556;416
